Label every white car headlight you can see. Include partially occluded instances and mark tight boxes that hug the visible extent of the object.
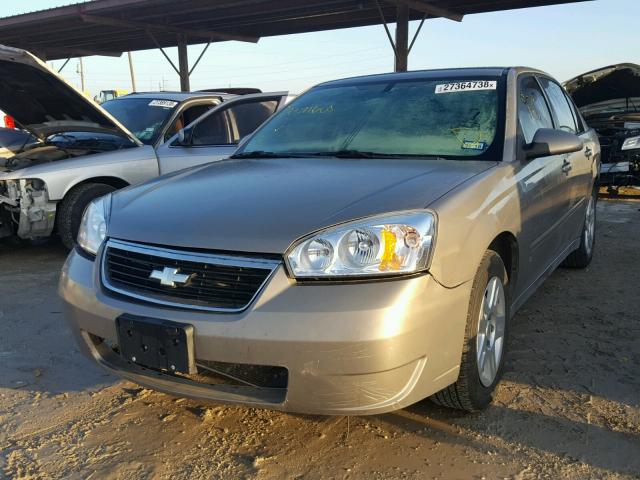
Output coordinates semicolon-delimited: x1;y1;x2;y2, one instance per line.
285;211;436;279
621;135;640;151
77;194;111;256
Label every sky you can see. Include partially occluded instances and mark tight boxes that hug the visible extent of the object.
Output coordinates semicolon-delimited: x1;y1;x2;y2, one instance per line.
3;0;638;95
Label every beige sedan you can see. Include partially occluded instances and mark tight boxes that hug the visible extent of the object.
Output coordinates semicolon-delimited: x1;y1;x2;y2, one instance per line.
60;67;599;414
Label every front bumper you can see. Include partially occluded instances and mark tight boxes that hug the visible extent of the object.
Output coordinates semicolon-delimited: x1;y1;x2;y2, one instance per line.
0;178;56;239
59;247;471;415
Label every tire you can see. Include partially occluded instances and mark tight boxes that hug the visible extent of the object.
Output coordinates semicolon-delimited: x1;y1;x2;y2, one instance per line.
562;187;597;269
431;250;509;412
57;183;116;250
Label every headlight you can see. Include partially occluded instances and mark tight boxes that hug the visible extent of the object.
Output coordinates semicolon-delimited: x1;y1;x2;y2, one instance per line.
621;135;640;151
77;194;111;256
285;211;436;279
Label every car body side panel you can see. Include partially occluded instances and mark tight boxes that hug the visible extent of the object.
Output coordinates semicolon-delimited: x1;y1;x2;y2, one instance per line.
0;145;159;200
426;154;584;308
156;144;237;174
427;164;523;291
563;128;599;239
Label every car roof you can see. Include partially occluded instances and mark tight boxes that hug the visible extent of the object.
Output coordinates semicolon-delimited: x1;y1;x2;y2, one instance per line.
113;91;236;102
316;67;548;87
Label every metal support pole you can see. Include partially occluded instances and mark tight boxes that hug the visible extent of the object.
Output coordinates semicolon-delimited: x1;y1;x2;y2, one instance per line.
57;58;71;73
395;4;409;72
78;57;86;92
177;35;190;92
127;51;137;92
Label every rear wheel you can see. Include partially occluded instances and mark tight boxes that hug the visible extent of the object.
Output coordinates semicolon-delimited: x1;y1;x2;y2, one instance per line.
431;250;509;412
57;183;116;250
562;188;596;268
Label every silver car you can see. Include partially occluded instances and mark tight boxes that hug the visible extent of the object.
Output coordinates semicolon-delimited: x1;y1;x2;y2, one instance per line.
0;45;287;247
60;68;600;415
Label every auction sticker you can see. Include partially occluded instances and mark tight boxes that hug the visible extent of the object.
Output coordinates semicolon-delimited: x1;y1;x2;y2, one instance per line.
149;99;178;108
435;81;497;94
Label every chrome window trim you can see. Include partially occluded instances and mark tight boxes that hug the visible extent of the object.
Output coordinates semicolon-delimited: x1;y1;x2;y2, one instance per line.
100;238;280;313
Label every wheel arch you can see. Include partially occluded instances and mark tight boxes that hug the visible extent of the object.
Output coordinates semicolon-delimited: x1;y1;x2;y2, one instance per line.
67;176;130;193
488;231;519;290
55;175;130;203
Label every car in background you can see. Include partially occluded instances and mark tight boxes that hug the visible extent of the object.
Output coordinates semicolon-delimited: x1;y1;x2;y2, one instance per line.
565;63;640;192
0;44;287;247
101;91;223;146
94;89;128;104
60;67;599;415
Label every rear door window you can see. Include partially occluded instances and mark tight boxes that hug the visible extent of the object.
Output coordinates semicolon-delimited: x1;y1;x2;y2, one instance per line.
190;110;233;145
539;78;578;133
518;76;554;143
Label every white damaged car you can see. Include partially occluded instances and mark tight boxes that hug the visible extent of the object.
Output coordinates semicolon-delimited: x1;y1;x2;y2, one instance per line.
0;45;287;247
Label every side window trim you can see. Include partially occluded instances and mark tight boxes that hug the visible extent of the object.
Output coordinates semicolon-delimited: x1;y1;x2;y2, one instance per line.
564;90;586;134
533;75;558;130
517;73;555;146
536;75;578;133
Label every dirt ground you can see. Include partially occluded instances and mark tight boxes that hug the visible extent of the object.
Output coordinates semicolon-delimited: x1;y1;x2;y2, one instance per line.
0;200;638;480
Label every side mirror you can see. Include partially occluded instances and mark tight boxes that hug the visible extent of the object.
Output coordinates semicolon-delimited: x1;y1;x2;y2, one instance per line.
525;128;583;160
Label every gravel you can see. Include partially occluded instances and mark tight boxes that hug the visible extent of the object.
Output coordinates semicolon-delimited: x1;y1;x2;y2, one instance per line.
1;200;638;479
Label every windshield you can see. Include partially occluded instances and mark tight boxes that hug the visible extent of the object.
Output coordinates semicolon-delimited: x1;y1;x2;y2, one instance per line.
238;77;504;159
102;97;179;144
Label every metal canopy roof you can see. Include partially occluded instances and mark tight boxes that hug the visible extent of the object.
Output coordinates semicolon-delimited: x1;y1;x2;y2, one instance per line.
0;0;589;61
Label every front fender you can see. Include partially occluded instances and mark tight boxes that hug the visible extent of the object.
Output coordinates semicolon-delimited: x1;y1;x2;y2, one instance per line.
427;164;521;288
1;146;160;200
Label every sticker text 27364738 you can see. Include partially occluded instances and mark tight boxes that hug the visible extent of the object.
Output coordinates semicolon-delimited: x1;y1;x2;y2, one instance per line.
435;81;497;94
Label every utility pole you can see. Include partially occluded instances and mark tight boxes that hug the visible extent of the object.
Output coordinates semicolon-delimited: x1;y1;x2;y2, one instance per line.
127;51;137;92
78;57;86;92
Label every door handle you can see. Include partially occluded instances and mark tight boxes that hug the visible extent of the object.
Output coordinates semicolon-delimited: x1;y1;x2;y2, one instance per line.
585;146;593;157
562;159;572;174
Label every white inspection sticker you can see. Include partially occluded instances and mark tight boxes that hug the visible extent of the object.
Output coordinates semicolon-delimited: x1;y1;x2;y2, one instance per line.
435;81;497;94
148;99;179;108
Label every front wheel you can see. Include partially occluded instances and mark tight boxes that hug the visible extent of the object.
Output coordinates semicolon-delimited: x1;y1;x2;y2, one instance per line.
57;183;116;250
562;188;596;268
431;250;509;412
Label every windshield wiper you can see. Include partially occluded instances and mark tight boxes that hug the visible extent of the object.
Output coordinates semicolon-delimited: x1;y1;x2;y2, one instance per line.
231;150;305;159
305;150;444;159
232;149;447;160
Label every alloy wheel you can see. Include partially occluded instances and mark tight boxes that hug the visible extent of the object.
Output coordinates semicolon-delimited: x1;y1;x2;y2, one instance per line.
584;195;596;255
476;276;506;387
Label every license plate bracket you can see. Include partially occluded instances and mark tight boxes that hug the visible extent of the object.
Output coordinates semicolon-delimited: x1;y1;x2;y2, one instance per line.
116;315;196;374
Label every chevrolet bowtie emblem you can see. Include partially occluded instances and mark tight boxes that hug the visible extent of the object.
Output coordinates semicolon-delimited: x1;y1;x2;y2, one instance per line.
149;267;193;288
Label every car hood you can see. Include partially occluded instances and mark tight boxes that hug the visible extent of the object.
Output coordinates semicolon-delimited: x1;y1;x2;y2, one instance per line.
0;45;140;144
564;63;640;112
109;157;495;254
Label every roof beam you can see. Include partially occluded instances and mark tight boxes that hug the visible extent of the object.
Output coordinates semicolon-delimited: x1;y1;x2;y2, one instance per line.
44;47;124;58
79;13;259;43
385;0;464;22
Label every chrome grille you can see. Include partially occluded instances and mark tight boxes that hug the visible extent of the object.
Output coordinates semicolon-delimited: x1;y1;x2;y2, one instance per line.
101;239;279;312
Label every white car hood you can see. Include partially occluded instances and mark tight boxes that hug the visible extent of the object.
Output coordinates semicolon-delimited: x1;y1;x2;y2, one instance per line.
0;44;140;144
